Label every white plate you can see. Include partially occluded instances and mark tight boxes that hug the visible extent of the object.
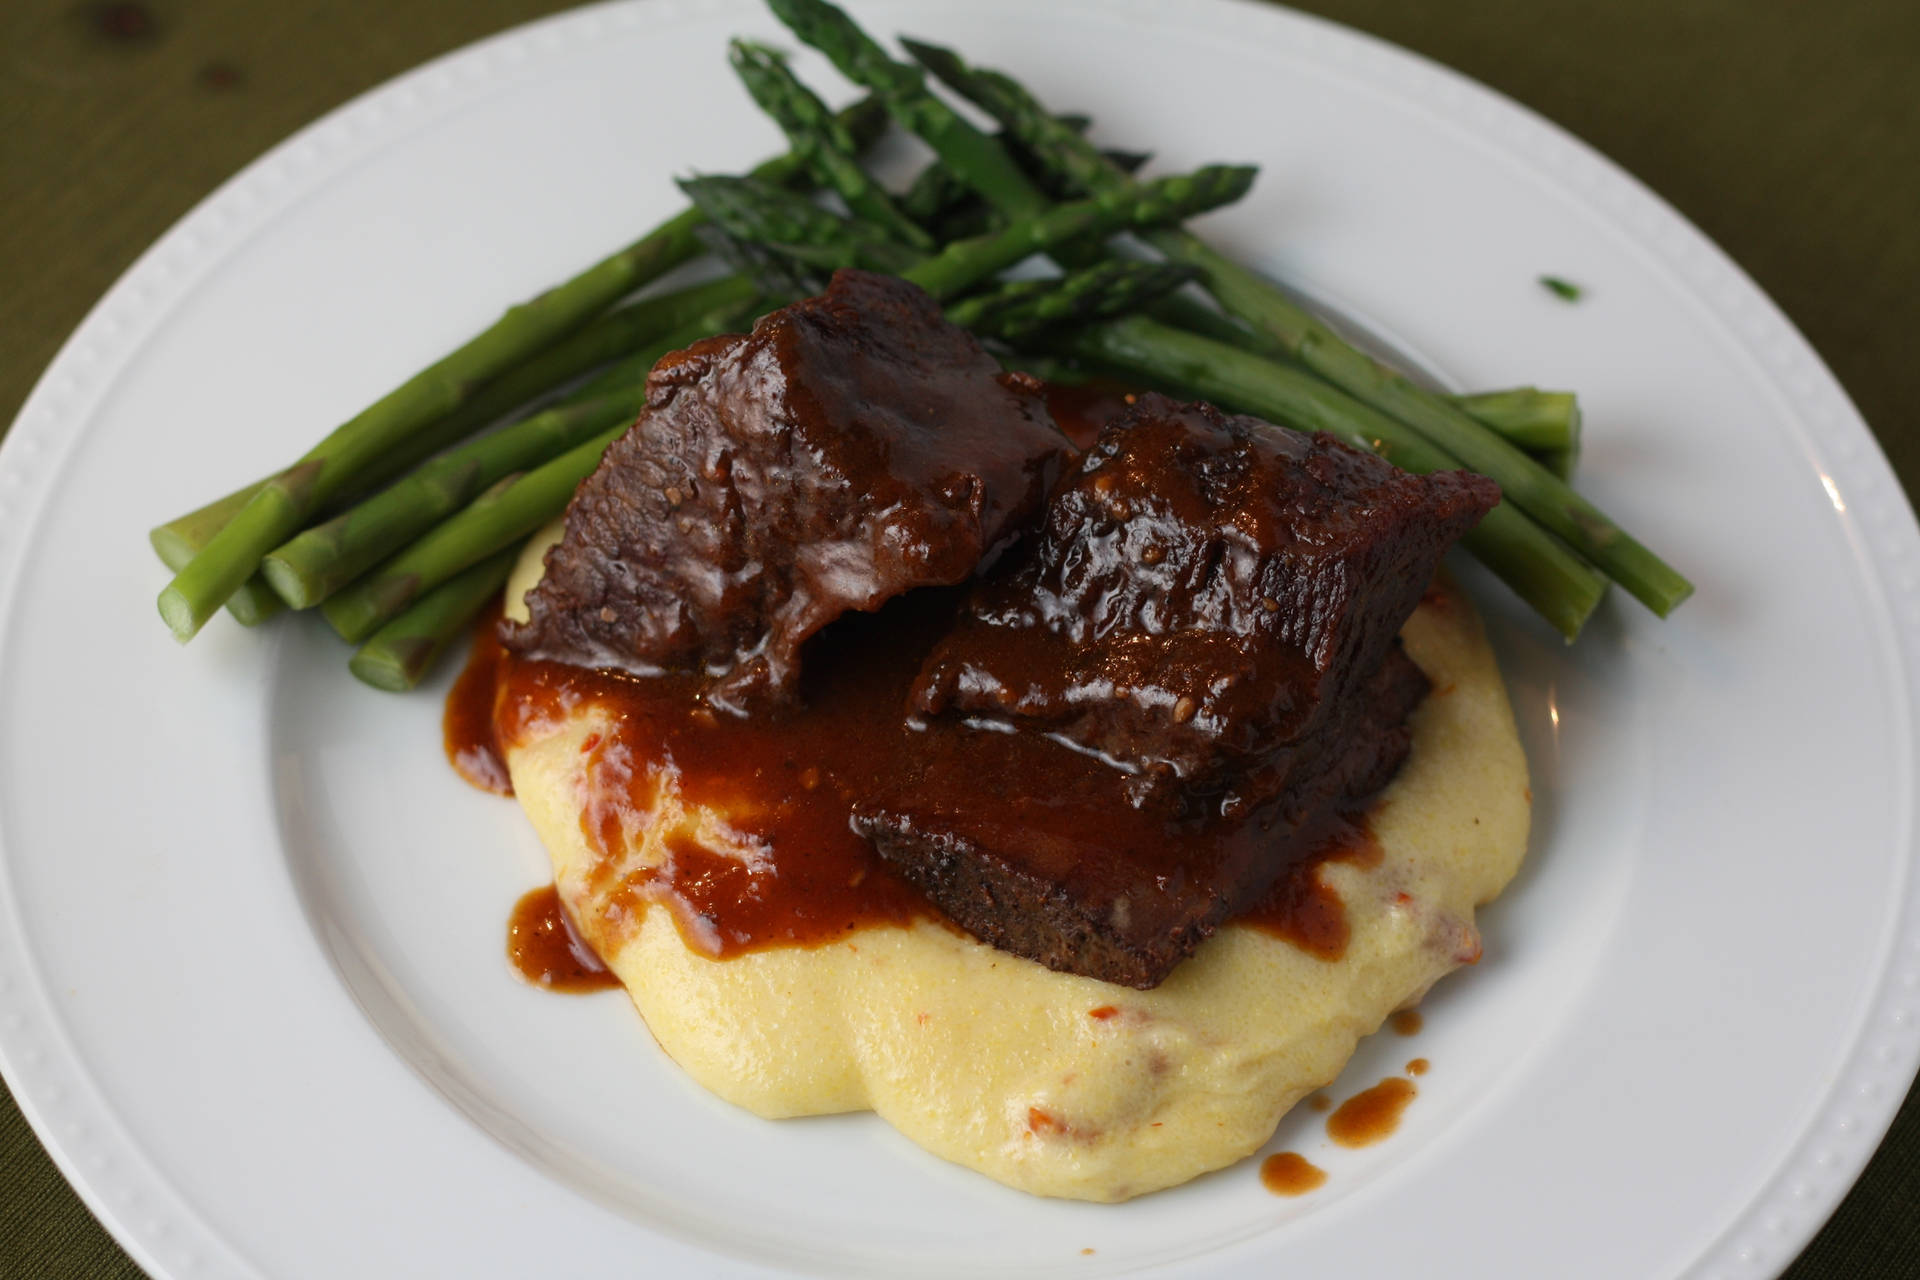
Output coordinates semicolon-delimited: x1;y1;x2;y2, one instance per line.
3;1;1915;1275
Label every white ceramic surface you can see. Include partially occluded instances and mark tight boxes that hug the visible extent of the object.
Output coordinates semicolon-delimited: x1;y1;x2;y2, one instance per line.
2;1;1915;1276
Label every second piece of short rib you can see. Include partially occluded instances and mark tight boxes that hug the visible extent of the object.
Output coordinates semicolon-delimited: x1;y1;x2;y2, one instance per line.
501;270;1069;711
912;395;1500;812
856;395;1499;987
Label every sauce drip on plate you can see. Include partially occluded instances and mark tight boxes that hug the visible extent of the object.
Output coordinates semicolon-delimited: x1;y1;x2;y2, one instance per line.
507;884;618;992
1260;1151;1328;1196
1327;1077;1417;1148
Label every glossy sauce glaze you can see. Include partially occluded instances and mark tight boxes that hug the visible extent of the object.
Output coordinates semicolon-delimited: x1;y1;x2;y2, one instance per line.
1327;1076;1418;1148
1037;380;1140;451
506;884;619;991
1259;1151;1329;1196
444;602;513;796
452;584;1397;966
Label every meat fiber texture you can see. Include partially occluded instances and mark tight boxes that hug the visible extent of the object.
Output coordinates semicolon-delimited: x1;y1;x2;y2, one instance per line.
911;394;1501;815
502;270;1069;711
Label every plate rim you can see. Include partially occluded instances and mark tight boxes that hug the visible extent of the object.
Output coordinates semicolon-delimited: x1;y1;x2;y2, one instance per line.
1;1;1916;1276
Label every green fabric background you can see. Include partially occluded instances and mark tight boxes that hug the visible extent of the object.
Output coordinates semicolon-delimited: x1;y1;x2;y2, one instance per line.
1;1;1915;1275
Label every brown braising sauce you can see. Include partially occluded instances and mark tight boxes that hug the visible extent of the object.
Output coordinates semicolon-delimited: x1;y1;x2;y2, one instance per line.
1238;815;1382;959
1327;1077;1417;1147
1259;1151;1329;1196
1037;380;1139;451
482;587;1397;966
507;884;619;991
444;602;513;796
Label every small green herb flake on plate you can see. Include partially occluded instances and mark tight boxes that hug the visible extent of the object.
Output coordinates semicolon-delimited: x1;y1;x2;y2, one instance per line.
1540;275;1584;302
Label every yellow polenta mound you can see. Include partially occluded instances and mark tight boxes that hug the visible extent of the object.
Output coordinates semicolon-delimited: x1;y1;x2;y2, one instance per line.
502;526;1528;1202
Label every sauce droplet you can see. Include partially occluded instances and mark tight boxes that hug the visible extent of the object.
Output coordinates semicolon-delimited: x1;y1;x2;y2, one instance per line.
1260;1151;1328;1196
1390;1008;1423;1036
507;885;618;992
445;604;512;795
1327;1077;1417;1148
1307;1092;1333;1113
1406;1058;1429;1076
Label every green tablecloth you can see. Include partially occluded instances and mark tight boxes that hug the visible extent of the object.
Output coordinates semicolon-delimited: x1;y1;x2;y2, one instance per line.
1;0;1915;1275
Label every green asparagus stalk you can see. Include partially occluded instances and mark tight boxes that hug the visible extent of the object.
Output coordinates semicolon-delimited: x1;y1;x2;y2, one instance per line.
150;481;261;573
903;166;1255;297
729;40;932;249
897;116;1138;235
1455;387;1581;479
901;39;1117;195
677;176;925;275
684;165;1254;301
568;286;783;401
260;385;651;609
149;483;286;625
1055;315;1609;639
900;158;980;228
424;274;759;424
765;12;1269;360
321;428;621;644
944;262;1202;343
347;546;522;692
767;0;1050;219
156;99;886;643
906;37;1686;616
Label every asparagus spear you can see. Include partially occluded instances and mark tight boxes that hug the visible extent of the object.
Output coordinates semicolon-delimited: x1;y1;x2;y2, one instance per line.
676;176;924;275
944;262;1202;343
900;158;980;229
1455;388;1581;479
765;9;1271;360
420;274;758;425
1055;315;1609;639
766;0;1049;218
321;429;619;645
149;483;287;624
683;166;1257;301
905;38;1687;617
729;40;932;249
155;98;886;643
261;384;652;608
895;115;1139;234
348;546;521;692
